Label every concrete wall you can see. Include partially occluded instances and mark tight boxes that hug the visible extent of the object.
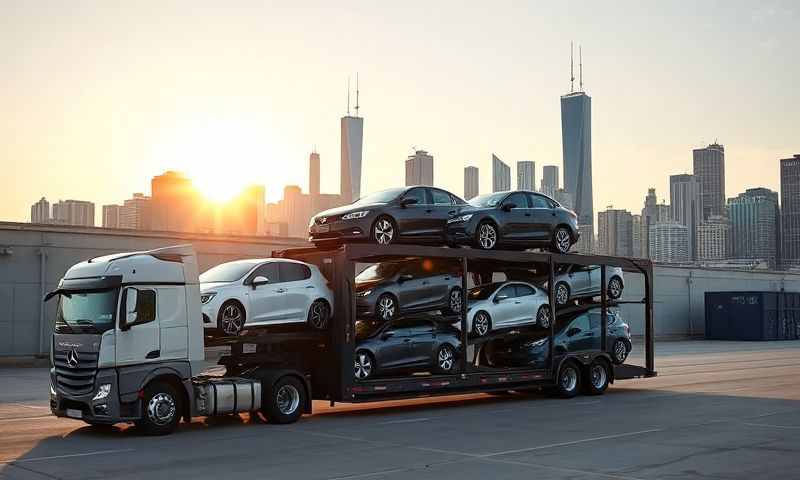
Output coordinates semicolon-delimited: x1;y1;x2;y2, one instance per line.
0;222;307;356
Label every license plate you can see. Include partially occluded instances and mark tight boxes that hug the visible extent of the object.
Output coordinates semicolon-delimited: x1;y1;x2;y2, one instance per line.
66;408;83;419
316;225;330;233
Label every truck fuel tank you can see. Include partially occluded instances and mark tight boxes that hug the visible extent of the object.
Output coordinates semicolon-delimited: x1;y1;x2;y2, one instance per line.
194;378;262;416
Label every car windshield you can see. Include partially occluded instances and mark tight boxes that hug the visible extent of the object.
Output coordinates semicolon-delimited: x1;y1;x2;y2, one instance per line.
468;192;507;208
200;260;260;283
469;283;503;300
55;290;118;334
353;188;406;206
355;319;385;341
357;262;402;282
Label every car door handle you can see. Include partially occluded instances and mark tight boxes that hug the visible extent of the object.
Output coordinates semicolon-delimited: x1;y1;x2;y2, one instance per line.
305;285;315;289
275;288;287;293
525;213;531;217
425;209;433;213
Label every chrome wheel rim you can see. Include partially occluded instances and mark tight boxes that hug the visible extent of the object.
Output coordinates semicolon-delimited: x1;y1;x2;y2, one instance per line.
556;229;571;253
556;284;569;305
355;352;372;379
537;306;551;328
438;346;454;371
478;224;497;249
374;219;394;245
449;289;462;313
147;392;176;426
221;304;243;335
590;364;607;389
608;279;622;299
378;296;396;320
309;302;328;329
474;313;489;336
276;384;301;415
560;367;578;392
615;341;627;363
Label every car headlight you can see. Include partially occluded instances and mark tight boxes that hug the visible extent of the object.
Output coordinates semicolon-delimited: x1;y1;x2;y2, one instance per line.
357;289;373;297
342;211;369;220
447;214;473;224
200;292;216;304
93;383;111;401
524;338;547;348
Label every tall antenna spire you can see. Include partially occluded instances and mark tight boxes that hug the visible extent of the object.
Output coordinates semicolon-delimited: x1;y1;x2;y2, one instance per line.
355;72;360;117
579;45;583;91
570;42;575;93
347;76;351;115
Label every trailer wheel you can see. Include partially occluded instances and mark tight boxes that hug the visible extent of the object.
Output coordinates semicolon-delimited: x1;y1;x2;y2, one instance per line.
135;381;181;435
584;359;610;395
264;376;305;424
555;362;581;398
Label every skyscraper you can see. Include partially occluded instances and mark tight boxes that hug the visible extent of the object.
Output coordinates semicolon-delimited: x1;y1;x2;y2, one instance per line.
464;166;479;200
560;74;593;227
52;200;95;227
102;205;121;228
492;154;511;192
309;151;320;196
119;193;152;230
340;78;364;203
728;188;780;269
540;165;559;196
640;188;669;259
693;143;726;220
516;161;535;190
150;171;201;232
598;208;633;257
632;214;643;258
782;154;800;269
649;222;689;263
697;215;729;262
30;197;50;224
669;174;702;260
405;150;434;186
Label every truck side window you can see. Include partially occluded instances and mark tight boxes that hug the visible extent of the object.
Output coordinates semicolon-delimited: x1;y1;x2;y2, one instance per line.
136;289;157;323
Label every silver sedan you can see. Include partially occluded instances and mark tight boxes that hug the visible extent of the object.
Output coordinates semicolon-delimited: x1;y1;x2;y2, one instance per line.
552;265;624;306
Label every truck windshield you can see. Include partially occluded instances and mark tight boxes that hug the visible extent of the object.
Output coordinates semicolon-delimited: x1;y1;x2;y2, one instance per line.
200;260;260;283
55;290;118;334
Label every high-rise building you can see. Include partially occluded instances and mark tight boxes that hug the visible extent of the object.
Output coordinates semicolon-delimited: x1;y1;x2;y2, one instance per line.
669;174;702;260
540;165;559;196
340;111;363;203
632;214;643;258
693;143;726;220
516;161;535;190
728;187;780;269
492;154;511;192
575;224;594;254
102;205;121;229
52;200;95;227
220;185;266;236
649;221;689;263
30;197;50;224
405;150;434;186
309;151;320;196
640;188;670;259
554;189;574;210
561;91;593;228
697;215;729;262
464;166;479;200
119;193;152;230
598;208;633;257
782;155;800;269
150;171;203;232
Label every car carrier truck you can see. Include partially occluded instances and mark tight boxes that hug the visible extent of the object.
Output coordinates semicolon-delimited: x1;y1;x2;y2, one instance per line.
46;244;655;435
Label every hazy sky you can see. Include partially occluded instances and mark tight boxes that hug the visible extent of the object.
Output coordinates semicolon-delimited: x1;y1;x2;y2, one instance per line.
1;1;797;222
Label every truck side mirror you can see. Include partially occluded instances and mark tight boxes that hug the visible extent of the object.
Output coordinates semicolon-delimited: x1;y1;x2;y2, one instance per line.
121;288;138;331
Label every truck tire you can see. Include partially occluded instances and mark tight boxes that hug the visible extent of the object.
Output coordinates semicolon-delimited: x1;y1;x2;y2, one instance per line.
135;381;182;435
264;376;305;424
584;359;610;395
555;361;581;398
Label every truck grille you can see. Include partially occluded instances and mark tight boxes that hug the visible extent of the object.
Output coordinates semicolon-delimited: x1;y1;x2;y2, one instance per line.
54;350;99;396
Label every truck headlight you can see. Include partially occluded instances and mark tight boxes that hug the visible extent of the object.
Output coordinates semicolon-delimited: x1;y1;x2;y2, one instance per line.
342;211;369;220
93;383;111;401
447;214;473;224
200;292;216;304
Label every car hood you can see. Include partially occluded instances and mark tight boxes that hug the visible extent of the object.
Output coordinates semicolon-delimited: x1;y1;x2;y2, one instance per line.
315;203;386;218
200;281;235;292
455;205;495;217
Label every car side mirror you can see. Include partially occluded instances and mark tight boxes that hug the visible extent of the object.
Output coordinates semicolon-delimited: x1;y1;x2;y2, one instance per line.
251;276;269;288
494;293;509;303
121;287;138;331
398;274;414;282
400;197;419;208
566;327;581;337
381;331;395;341
501;202;517;212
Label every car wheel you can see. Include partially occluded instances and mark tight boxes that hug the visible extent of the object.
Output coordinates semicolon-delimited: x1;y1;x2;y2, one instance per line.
584;360;610;395
445;287;462;315
555;362;581;398
612;339;629;365
218;301;245;336
472;311;492;337
134;381;181;435
307;300;330;330
476;222;498;250
354;350;374;380
263;376;305;424
372;216;396;245
536;304;552;329
607;277;623;300
552;226;572;254
434;344;457;374
376;294;398;321
555;282;570;306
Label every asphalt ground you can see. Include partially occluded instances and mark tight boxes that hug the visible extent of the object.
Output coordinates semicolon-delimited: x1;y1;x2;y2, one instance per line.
1;340;799;479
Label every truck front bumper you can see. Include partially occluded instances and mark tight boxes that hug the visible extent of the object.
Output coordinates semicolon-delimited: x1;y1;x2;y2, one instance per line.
50;367;140;424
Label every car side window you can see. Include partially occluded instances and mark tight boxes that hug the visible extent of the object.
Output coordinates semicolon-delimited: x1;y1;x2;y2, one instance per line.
515;284;536;297
497;285;517;299
504;192;529;209
249;263;280;284
589;314;602;331
411;320;434;334
450;194;466;205
431;189;452;205
403;188;428;205
279;262;311;282
529;194;551;209
568;314;591;334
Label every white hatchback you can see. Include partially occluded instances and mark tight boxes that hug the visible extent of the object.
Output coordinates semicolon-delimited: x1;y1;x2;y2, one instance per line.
465;281;552;337
200;258;333;336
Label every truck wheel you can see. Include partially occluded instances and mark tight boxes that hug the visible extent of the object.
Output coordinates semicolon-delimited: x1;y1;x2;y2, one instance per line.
135;381;181;435
264;376;305;424
555;362;581;398
584;360;610;395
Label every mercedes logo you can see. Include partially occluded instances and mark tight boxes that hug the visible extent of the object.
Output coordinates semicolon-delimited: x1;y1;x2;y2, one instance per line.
66;348;79;368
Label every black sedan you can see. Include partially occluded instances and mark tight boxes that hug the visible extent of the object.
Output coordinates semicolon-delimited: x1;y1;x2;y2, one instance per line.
309;186;467;246
482;307;632;369
354;316;462;380
445;190;579;253
356;258;463;321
